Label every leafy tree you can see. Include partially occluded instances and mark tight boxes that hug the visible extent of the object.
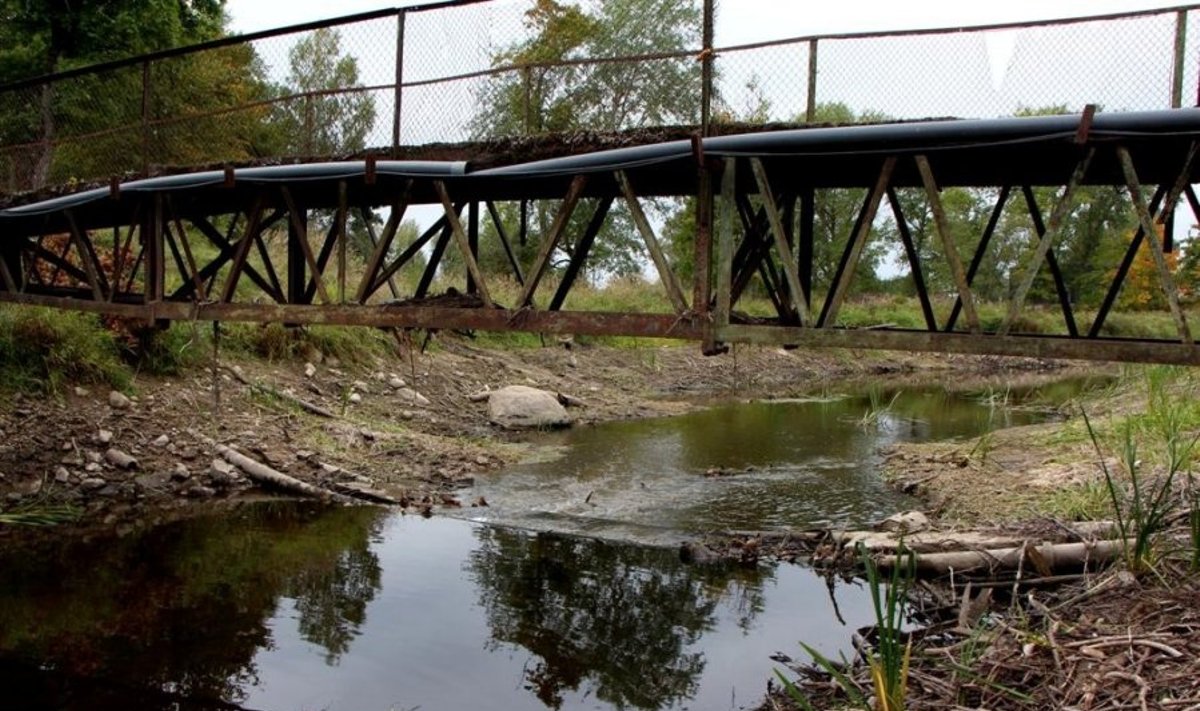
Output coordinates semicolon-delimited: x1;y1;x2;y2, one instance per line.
0;0;230;188
273;27;376;156
459;0;702;288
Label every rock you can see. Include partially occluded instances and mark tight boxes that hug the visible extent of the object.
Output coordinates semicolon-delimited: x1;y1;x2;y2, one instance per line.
185;485;216;498
12;476;42;496
348;392;363;404
170;463;191;481
84;462;102;473
388;375;406;389
80;477;107;491
487;386;571;429
53;466;70;484
104;448;139;470
352;380;370;393
474;455;490;466
152;434;170;447
97;429;113;445
319;462;341;475
304;362;317;378
877;510;930;534
467;389;491;403
97;485;120;497
108;391;132;409
471;496;489;507
74;386;90;397
679;541;720;565
395;388;431;407
209;458;236;476
135;473;170;490
84;451;102;464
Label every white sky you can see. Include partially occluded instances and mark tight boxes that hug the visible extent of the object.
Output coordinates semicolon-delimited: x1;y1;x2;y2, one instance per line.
228;1;1186;39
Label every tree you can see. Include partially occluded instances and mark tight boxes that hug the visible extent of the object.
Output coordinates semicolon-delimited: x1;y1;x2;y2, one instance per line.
459;0;702;288
273;28;375;156
0;0;230;188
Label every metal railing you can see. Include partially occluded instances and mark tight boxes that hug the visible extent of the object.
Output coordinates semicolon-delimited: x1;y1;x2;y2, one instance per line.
1;0;1197;195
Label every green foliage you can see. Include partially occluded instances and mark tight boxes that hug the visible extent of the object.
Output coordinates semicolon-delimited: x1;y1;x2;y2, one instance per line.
0;305;128;393
223;323;392;365
1081;371;1199;576
779;544;913;711
270;27;376;156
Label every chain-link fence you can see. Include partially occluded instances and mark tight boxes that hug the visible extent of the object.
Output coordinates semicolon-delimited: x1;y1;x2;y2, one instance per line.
1;0;1197;195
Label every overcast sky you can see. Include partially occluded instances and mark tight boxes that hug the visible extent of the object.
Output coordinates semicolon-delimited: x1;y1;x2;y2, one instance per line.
228;0;1186;39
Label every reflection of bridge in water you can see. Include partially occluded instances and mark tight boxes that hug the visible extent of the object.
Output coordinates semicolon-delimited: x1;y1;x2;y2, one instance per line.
1;108;1199;364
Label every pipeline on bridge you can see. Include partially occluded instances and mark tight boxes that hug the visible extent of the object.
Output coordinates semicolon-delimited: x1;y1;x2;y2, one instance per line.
1;108;1198;364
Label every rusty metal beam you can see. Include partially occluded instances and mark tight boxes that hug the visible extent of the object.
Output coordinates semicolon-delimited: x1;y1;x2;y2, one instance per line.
616;170;689;315
1117;146;1191;344
916;155;979;333
821;157;895;328
750;158;810;325
517;175;587;308
434;180;493;308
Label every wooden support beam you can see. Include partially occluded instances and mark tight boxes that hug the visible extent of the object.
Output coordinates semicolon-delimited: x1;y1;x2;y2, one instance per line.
916;156;980;333
183;213;282;303
714;158;736;332
947;186;1010;331
1022;186;1078;337
433;180;492;308
516;175;587;308
280;187;331;305
1000;148;1094;336
486;201;525;286
821;156;895;328
550;197;612;311
750;158;810;325
886;188;937;332
357;206;402;300
370;212;453;300
615;170;689;315
165;197;207;302
64;211;105;301
219;198;265;304
1117;146;1191;344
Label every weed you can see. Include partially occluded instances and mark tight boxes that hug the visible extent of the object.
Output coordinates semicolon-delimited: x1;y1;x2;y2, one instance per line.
1044;479;1111;521
859;388;901;429
778;544;914;711
0;502;80;526
1082;402;1192;576
0;306;128;393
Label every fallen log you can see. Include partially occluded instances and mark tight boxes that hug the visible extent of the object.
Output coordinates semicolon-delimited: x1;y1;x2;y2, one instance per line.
876;539;1130;575
213;443;354;503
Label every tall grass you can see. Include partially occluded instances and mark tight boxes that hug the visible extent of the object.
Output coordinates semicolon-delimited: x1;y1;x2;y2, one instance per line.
778;545;914;711
1081;369;1200;575
0;305;128;393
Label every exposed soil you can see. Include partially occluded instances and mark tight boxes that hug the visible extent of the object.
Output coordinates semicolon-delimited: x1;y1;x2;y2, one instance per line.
0;336;1074;535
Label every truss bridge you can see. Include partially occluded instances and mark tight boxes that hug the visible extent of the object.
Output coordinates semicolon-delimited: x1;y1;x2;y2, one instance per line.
1;108;1199;364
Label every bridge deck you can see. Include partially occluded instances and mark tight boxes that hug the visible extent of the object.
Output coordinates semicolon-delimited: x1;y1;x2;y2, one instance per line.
1;109;1198;364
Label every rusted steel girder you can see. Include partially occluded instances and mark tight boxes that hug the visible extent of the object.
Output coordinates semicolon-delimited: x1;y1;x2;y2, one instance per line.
3;111;1200;365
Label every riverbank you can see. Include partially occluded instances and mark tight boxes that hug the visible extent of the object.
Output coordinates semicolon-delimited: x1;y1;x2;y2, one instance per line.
761;366;1200;710
0;326;1084;535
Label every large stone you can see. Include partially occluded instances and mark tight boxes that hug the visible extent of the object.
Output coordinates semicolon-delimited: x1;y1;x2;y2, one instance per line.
107;391;132;409
396;388;431;407
487;386;571;429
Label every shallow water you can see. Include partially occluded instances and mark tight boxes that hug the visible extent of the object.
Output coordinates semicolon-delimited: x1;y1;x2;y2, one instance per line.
0;380;1102;710
455;386;1056;541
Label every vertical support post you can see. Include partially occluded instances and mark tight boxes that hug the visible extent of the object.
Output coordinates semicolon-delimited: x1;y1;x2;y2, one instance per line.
798;186;815;305
806;39;818;123
337;180;348;303
141;60;151;175
700;0;715;135
694;162;714;329
147;194;165;303
714;158;736;336
392;10;406;149
467;201;479;295
1172;9;1187;108
287;204;308;304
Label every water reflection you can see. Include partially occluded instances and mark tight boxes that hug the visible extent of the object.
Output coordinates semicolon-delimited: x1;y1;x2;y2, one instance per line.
0;502;385;709
467;526;767;709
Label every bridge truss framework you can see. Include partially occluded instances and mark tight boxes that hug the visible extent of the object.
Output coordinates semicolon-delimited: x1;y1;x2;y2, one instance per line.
1;109;1199;364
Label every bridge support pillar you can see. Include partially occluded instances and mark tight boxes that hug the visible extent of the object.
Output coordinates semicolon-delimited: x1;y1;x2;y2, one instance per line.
287;207;308;305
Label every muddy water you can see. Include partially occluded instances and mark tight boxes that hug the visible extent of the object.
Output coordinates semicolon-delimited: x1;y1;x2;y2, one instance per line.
0;382;1096;711
457;387;1056;541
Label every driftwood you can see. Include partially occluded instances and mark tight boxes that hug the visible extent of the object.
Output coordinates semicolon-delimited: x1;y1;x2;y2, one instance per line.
876;539;1130;575
222;365;337;418
213;443;353;503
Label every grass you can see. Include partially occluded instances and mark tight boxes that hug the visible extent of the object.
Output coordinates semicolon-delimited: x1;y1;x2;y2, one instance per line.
0;305;129;393
1081;368;1200;576
778;545;914;711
